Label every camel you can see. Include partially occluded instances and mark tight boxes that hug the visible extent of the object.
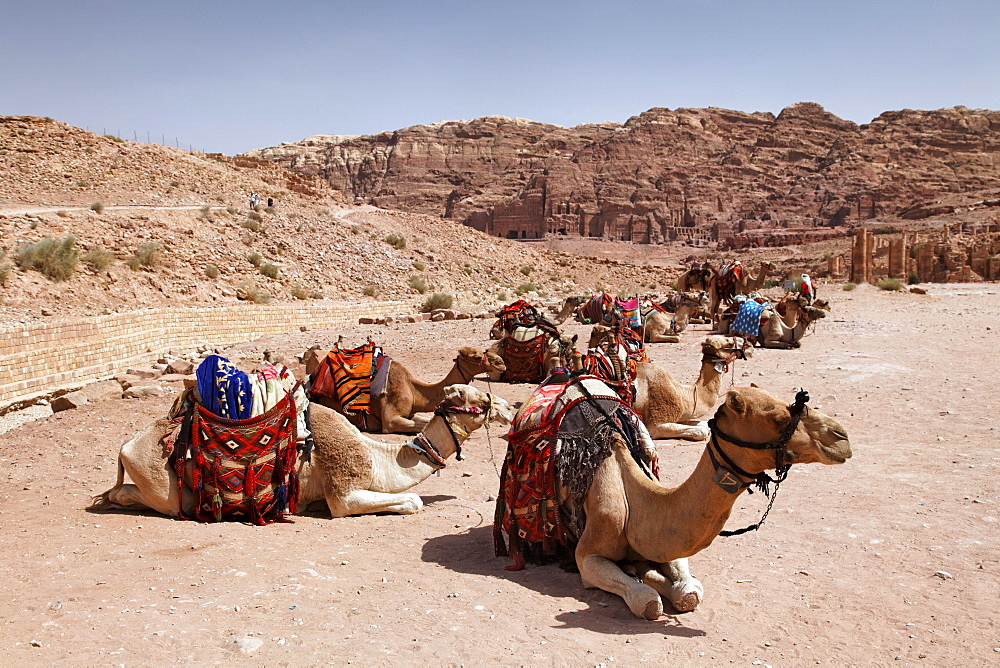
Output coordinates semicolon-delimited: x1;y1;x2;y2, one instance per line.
488;328;578;382
707;261;777;327
674;264;714;293
567;384;851;619
580;334;750;440
307;346;505;434
757;298;829;349
489;298;578;339
90;384;513;519
640;292;709;343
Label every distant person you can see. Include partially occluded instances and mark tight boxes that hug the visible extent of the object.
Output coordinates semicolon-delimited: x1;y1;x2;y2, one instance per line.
799;273;815;305
267;197;273;208
249;192;259;210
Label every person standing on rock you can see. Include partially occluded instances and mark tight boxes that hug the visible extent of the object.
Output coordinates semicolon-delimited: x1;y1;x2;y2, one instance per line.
267;197;273;208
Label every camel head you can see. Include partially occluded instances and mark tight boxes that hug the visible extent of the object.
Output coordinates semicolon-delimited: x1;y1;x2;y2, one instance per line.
588;324;611;351
553;333;580;368
441;384;514;427
812;297;831;311
801;305;828;323
701;335;753;364
714;386;852;470
681;290;710;308
455;346;506;376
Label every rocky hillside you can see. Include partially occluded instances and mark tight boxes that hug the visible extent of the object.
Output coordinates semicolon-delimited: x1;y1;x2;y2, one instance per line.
0;116;684;325
248;104;1000;233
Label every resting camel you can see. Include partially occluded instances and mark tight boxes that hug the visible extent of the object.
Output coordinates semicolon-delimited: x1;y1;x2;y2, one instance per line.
640;292;709;343
758;298;829;349
674;264;714;293
568;384;851;618
488;327;577;382
90;384;513;518
580;334;750;440
307;346;505;434
707;260;777;327
489;298;578;339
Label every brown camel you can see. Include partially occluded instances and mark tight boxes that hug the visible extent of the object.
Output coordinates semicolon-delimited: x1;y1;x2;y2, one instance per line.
90;384;513;518
570;384;851;619
758;298;829;349
488;328;578;382
307;346;505;433
640;292;709;343
707;261;777;327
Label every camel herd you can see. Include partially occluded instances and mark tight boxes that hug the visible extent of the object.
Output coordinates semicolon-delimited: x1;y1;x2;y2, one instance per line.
91;260;852;621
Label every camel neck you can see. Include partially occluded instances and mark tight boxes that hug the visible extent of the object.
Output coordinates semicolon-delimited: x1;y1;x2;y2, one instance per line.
371;414;468;493
689;360;724;420
409;361;474;412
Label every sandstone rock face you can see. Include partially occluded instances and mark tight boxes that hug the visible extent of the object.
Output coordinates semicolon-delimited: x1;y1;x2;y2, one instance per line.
249;104;1000;246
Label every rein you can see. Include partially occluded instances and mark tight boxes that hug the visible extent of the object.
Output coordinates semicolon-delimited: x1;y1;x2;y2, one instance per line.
706;389;810;537
405;395;495;469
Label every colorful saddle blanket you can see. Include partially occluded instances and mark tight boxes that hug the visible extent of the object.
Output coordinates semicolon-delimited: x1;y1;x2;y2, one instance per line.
499;332;548;384
716;261;745;302
732;299;768;338
493;376;658;570
581;293;613;325
197;354;253;420
177;392;299;525
583;326;647;403
613;297;642;330
308;341;387;422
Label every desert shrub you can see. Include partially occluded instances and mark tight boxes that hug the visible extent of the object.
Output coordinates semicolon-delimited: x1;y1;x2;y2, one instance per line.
520;265;533;276
463;267;473;276
82;248;115;271
910;242;925;259
842;282;857;291
290;283;309;300
413;261;425;271
0;264;10;286
205;263;220;279
408;275;428;294
877;277;903;291
125;242;160;270
421;293;453;312
247;211;263;222
907;271;921;285
558;258;571;267
169;180;180;188
497;292;508;301
385;234;406;249
200;205;211;219
89;201;104;213
259;263;279;279
16;236;78;281
103;134;124;143
241;219;260;232
363;285;379;297
264;206;275;214
308;289;324;299
242;283;271;304
84;147;95;154
762;279;782;289
514;282;537;295
226;206;239;215
248;252;263;267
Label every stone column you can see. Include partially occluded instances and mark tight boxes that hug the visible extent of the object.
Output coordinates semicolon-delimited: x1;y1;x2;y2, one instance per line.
850;229;873;283
888;237;905;278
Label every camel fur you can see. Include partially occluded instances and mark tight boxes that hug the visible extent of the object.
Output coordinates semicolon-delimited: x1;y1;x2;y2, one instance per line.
640;292;709;343
569;384;851;619
89;384;513;519
308;346;505;433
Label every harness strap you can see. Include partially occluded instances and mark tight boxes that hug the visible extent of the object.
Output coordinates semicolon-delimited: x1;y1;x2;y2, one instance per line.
406;432;448;469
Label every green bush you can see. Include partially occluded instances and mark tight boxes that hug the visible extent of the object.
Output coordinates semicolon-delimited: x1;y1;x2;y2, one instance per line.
413;261;425;271
82;248;115;271
877;278;904;291
408;275;428;294
843;282;857;291
16;236;78;281
421;293;453;312
103;134;124;143
248;252;263;267
907;271;921;285
514;282;537;295
497;292;508;301
385;234;406;249
241;219;260;232
520;265;533;276
308;289;324;300
259;263;279;279
125;242;161;271
363;285;379;297
205;263;220;279
89;201;104;213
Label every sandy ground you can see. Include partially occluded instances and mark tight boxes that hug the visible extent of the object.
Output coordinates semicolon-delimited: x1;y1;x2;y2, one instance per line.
1;283;997;665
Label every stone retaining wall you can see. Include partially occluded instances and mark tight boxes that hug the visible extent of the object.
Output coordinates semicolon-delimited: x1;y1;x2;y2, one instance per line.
0;300;411;410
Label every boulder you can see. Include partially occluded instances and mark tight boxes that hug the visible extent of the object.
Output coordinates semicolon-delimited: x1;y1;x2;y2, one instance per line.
123;385;165;399
126;367;161;380
51;391;89;412
165;359;195;375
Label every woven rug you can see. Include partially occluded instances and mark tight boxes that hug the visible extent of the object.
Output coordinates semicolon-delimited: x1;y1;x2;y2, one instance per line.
499;333;548;383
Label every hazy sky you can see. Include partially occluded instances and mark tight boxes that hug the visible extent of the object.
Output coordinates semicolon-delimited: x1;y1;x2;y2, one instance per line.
3;0;998;155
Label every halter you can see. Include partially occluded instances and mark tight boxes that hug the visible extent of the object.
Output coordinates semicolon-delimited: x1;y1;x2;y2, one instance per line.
706;389;810;536
454;353;485;384
405;395;495;468
701;344;748;374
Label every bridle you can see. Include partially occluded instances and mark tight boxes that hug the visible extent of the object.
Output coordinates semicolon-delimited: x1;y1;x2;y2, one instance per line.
702;344;748;374
405;394;496;470
705;389;810;536
454;352;491;384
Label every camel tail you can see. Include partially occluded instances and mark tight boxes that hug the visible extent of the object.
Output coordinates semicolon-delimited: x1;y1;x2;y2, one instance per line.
87;455;125;512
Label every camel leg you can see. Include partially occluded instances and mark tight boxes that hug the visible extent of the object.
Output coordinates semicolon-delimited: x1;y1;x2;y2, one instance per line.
635;559;705;612
646;333;681;343
380;414;430;434
324;489;423;518
646;421;709;441
578;554;663;620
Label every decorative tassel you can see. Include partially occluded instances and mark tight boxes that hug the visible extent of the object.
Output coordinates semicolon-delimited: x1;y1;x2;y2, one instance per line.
212;493;223;522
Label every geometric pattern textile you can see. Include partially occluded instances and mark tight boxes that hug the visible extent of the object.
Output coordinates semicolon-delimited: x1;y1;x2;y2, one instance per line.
499;333;548;384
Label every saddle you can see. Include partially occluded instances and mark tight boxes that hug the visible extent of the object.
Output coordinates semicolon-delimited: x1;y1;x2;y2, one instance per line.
498;333;548;383
308;340;387;428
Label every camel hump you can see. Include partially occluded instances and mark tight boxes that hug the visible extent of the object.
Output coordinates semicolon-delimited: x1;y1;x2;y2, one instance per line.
308;403;375;498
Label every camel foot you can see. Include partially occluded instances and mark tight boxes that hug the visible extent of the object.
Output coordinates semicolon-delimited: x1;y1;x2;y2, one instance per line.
668;578;704;612
640;597;664;620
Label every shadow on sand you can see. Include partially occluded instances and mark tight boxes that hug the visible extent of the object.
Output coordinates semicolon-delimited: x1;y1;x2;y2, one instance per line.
421;525;706;637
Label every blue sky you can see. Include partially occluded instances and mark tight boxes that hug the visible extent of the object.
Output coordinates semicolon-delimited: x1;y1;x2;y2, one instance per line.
3;0;998;155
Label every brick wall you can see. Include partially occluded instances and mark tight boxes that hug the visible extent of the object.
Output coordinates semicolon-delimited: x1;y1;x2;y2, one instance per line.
0;301;410;408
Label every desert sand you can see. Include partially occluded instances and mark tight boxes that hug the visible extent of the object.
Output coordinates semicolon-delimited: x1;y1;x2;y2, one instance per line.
0;282;997;665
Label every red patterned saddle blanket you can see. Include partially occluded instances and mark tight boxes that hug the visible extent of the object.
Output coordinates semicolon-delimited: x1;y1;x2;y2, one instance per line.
309;341;385;419
176;393;299;524
499;333;548;383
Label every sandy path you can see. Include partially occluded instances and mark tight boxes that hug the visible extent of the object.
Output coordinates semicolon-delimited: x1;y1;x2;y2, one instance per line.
0;283;996;664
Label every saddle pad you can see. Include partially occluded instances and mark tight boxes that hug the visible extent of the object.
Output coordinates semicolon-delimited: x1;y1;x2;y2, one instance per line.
500;333;548;383
614;297;642;330
581;293;612;325
183;393;299;524
732;299;767;338
309;342;384;415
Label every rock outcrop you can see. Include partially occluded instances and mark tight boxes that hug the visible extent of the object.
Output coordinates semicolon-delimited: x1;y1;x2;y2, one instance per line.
248;104;1000;246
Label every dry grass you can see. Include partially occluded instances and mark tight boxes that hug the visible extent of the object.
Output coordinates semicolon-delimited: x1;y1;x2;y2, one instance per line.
408;275;428;294
82;248;115;271
259;263;279;279
125;242;161;271
89;202;104;213
421;292;453;312
205;263;220;279
15;236;78;282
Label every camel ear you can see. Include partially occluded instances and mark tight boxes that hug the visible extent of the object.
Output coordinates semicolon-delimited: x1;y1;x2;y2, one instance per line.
749;382;760;388
726;390;748;415
571;334;578;344
443;384;467;405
